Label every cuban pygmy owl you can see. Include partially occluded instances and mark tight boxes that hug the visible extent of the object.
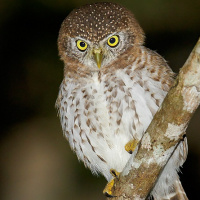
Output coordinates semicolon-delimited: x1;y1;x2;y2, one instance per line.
56;2;188;200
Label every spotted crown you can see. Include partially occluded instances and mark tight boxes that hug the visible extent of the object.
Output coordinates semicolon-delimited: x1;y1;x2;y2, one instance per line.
58;2;144;49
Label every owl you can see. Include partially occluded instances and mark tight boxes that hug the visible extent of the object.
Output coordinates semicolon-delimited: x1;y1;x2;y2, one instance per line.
56;2;188;200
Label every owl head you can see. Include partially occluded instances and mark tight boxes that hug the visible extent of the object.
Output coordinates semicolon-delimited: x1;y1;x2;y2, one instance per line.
58;2;144;74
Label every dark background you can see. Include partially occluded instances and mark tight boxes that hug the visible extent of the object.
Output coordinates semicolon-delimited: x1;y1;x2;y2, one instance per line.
0;0;200;199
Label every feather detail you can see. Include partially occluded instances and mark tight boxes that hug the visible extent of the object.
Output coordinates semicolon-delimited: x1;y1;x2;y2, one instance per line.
153;180;188;200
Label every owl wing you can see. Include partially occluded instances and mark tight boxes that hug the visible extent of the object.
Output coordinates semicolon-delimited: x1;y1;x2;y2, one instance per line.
161;138;188;200
172;179;188;200
154;180;188;200
151;137;188;200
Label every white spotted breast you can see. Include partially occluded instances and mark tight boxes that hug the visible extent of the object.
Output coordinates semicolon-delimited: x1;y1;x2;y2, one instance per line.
57;61;169;181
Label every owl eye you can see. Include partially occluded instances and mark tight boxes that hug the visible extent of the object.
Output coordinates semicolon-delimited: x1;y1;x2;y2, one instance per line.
107;35;119;47
76;40;88;51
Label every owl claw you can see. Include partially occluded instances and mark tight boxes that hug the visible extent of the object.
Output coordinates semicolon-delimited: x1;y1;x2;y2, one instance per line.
125;138;139;154
103;179;116;197
110;169;120;179
103;169;119;197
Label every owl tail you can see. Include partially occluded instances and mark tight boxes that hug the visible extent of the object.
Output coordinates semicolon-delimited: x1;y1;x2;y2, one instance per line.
155;179;188;200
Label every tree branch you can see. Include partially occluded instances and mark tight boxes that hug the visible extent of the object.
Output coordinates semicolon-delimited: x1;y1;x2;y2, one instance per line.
107;38;200;200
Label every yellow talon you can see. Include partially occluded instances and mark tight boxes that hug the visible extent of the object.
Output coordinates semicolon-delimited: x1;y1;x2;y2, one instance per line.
103;179;115;197
110;168;120;179
125;138;139;154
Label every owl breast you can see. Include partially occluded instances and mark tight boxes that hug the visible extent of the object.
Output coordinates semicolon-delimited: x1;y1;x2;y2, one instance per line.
57;63;168;181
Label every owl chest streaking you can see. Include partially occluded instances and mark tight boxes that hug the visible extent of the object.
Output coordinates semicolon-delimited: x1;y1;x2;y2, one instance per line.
56;2;188;200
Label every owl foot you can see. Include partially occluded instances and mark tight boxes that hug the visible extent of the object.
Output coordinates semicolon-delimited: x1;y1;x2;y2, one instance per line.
103;169;119;197
110;168;120;179
125;138;139;154
103;179;116;197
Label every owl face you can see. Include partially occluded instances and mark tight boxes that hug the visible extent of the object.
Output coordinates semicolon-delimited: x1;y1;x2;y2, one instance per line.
63;31;134;71
58;2;144;72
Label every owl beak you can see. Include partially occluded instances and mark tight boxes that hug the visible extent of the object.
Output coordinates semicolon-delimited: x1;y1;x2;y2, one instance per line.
93;49;103;69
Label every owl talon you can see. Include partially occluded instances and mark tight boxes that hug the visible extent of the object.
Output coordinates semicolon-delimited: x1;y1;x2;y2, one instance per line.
110;168;120;179
125;138;139;154
103;179;116;197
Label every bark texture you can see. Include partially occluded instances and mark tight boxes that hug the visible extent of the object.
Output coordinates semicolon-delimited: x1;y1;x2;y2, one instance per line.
107;38;200;200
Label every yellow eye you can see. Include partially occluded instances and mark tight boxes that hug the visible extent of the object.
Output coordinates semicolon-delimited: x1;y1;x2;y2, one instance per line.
107;35;119;47
76;40;88;51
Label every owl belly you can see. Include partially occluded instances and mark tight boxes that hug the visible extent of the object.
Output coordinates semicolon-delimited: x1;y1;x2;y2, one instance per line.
60;73;163;181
